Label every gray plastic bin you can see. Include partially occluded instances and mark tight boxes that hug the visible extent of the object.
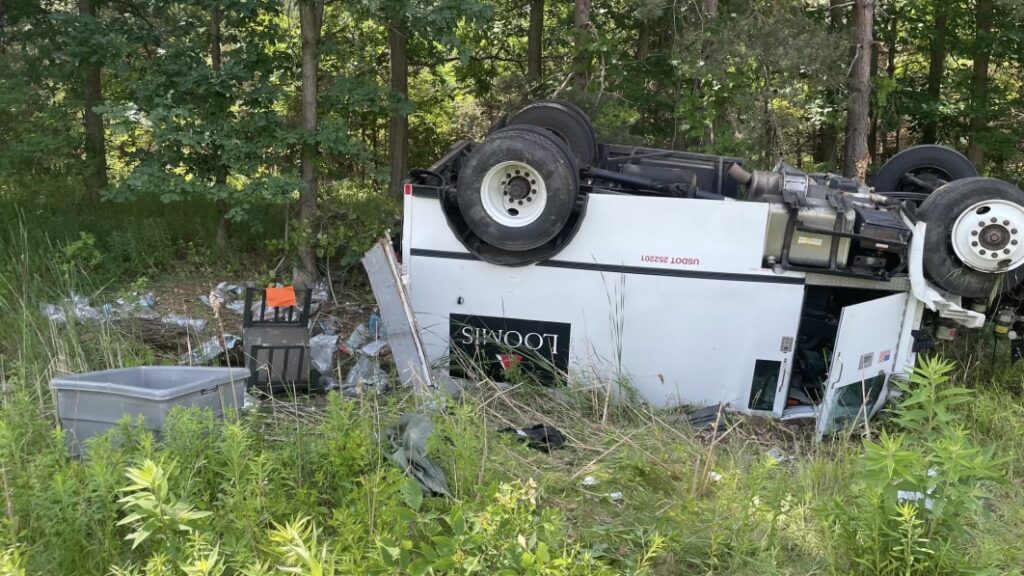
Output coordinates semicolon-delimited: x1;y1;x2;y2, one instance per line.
50;366;249;455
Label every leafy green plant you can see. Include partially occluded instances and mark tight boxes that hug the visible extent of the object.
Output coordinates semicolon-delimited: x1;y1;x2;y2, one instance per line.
59;231;103;276
116;459;212;550
266;517;336;576
891;356;973;439
0;547;26;576
373;478;628;575
828;358;1004;576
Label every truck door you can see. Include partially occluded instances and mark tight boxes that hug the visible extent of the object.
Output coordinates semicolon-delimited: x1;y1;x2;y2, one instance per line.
816;292;910;439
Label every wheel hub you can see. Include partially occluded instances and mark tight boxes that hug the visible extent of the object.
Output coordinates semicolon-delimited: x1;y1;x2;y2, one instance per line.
480;161;547;228
505;176;532;200
951;200;1024;272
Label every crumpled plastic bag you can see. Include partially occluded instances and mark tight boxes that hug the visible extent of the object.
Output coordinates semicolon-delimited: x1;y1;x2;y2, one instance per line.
387;413;450;497
40;293;110;323
309;334;339;374
344;353;389;394
201;282;244;316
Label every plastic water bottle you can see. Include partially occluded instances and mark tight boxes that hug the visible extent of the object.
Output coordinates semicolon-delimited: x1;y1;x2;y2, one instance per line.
368;308;381;339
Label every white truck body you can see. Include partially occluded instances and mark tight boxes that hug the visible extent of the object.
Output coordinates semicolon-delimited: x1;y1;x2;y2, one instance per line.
401;187;935;436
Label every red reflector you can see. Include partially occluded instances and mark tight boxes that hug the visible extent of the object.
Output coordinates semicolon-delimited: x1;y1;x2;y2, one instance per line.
403;183;412;195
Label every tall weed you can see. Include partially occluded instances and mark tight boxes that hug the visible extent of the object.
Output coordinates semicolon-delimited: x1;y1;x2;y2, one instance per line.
828;357;1004;575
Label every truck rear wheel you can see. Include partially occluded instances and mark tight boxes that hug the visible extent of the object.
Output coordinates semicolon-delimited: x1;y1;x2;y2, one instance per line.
874;145;977;195
456;128;580;251
508;100;599;168
918;178;1024;298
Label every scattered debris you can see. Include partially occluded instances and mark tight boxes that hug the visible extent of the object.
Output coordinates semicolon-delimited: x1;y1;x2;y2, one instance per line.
180;334;240;365
41;292;167;325
200;282;245;315
361;338;389;357
387;413;450;497
608;491;624;502
499;424;567;452
242;390;258;411
341;323;370;354
343;353;390;395
767;447;793;464
161;313;207;333
310;279;330;304
317;315;342;336
708;471;723;483
309;334;339;374
581;476;599;487
686;403;732;432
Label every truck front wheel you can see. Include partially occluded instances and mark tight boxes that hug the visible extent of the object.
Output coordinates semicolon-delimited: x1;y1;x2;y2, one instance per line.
918;178;1024;298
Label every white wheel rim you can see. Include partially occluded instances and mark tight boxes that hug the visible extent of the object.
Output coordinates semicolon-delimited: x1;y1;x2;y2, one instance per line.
950;199;1024;272
479;161;547;228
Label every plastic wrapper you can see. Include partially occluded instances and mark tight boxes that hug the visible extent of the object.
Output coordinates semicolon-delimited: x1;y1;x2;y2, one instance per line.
201;282;243;315
42;290;162;325
138;291;157;309
71;293;106;322
40;303;68;323
360;338;389;357
161;314;206;332
317;315;342;336
309;334;339;374
41;294;107;323
225;300;246;315
179;334;239;365
310;280;329;304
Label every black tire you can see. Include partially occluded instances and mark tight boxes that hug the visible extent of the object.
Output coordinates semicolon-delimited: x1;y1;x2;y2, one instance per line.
874;145;977;194
488;124;581;174
918;177;1024;298
456;129;580;251
508;100;599;167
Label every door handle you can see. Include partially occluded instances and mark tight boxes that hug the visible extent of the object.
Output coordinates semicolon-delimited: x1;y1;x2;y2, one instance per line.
777;358;788;392
830;356;844;387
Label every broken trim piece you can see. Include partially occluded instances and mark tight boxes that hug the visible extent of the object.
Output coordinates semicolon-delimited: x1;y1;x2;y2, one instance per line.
908;221;985;329
362;237;434;394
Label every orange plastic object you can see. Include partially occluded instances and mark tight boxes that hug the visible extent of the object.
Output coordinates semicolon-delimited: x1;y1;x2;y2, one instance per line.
266;286;297;308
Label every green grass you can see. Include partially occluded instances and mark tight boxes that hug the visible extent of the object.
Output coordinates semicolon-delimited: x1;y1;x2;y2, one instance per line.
1;202;1023;575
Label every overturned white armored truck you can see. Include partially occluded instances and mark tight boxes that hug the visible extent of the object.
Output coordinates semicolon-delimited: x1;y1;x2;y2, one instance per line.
396;100;1024;437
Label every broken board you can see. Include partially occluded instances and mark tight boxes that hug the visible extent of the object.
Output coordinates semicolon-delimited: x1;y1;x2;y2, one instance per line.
362;237;433;394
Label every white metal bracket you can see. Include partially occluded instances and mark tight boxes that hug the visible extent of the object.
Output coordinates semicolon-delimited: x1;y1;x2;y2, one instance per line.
908;221;985;329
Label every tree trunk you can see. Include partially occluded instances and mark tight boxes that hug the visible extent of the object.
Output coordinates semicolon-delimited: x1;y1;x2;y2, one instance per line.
921;2;947;144
882;12;897;158
527;0;543;86
388;16;408;199
636;18;650;61
843;0;874;180
813;0;845;168
79;0;107;203
572;0;591;92
868;27;879;163
294;1;324;287
0;0;7;54
967;0;993;168
211;5;229;251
